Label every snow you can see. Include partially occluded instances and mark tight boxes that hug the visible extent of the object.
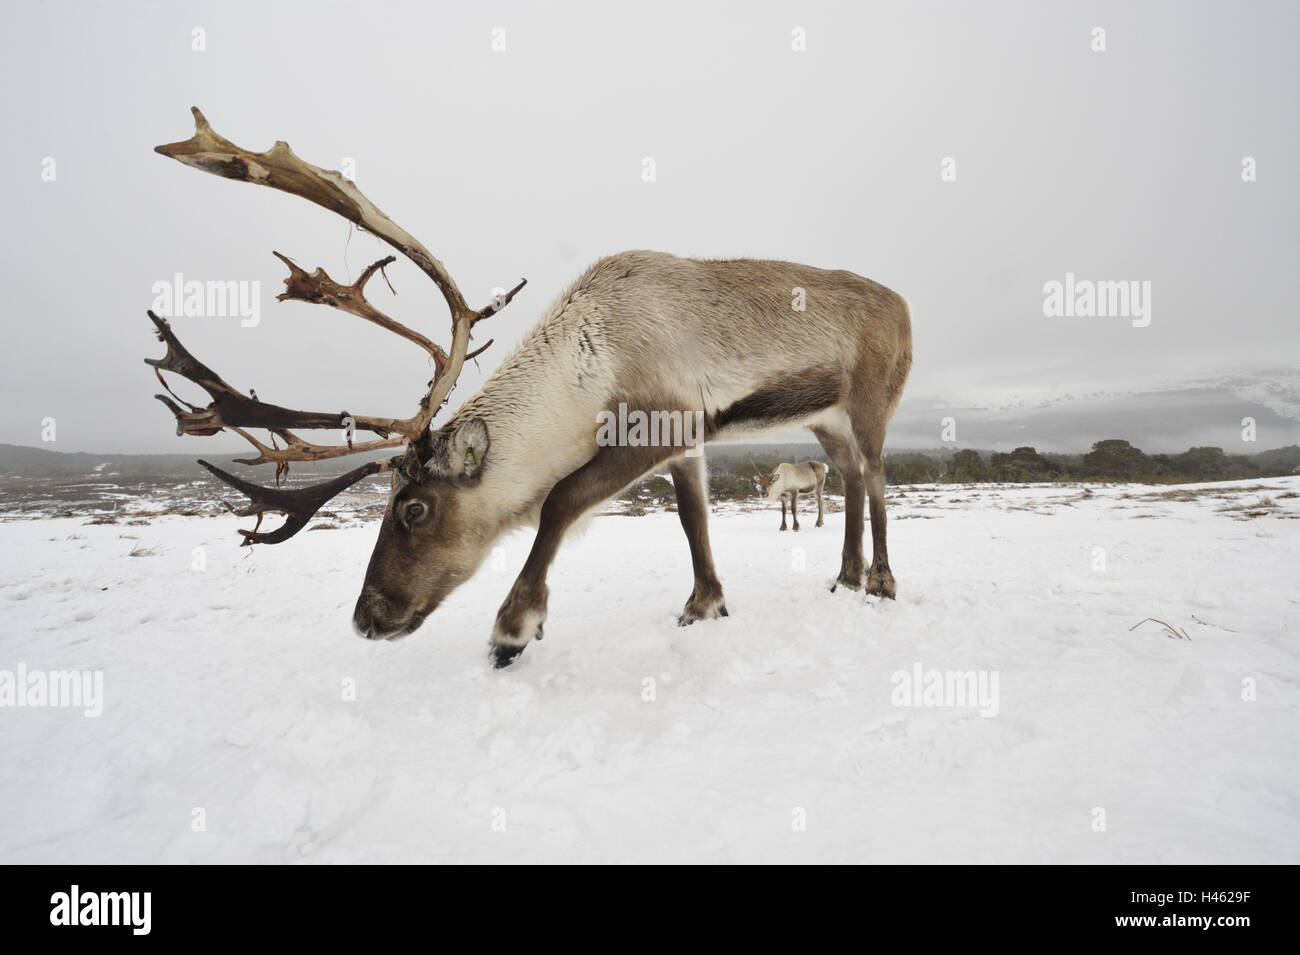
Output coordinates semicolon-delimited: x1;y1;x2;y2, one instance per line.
1;478;1298;863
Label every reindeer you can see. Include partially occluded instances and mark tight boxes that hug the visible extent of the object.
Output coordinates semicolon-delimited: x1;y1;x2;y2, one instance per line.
144;109;913;668
751;453;828;531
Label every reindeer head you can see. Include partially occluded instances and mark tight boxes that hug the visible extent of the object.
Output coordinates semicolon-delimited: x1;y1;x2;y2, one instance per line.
146;108;526;640
352;420;500;638
751;451;784;499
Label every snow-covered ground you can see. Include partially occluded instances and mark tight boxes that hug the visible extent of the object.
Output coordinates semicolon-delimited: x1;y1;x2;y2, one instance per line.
1;478;1298;863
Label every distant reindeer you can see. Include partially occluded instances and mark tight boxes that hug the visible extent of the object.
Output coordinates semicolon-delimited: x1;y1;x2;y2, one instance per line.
144;109;913;668
751;453;829;531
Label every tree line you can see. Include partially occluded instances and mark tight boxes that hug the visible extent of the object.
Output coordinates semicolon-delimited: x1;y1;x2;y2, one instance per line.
899;440;1300;486
616;441;1300;508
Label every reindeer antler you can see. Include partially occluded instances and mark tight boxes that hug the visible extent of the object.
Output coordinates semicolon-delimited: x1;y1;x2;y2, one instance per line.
147;107;527;544
198;458;396;546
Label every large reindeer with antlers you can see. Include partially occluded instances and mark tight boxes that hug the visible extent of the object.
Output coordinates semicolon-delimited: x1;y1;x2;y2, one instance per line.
146;109;912;667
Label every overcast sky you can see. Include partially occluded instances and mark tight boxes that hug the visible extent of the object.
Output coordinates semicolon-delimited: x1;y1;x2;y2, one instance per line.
2;0;1296;455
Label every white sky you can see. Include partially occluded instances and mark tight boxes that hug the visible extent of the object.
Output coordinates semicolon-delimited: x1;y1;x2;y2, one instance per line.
2;0;1296;453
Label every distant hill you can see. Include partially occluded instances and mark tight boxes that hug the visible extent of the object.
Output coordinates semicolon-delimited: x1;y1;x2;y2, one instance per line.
0;443;392;479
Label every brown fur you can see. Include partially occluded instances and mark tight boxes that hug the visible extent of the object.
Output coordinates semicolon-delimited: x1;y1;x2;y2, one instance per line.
350;251;912;663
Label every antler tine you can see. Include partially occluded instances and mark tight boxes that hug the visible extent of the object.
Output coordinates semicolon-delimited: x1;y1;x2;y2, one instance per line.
273;252;446;367
199;457;397;546
146;310;407;445
749;452;765;479
225;427;406;468
411;277;528;437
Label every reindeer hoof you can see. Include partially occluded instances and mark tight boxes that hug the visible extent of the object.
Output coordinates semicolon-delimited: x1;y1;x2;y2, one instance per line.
831;571;864;593
490;643;525;668
491;595;547;650
866;567;897;599
678;610;724;626
678;594;728;625
779;526;788;532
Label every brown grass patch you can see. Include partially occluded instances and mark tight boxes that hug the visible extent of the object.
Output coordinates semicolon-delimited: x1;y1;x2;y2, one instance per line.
1129;617;1191;641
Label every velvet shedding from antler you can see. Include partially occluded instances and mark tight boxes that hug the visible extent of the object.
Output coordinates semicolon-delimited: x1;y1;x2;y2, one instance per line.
146;107;526;544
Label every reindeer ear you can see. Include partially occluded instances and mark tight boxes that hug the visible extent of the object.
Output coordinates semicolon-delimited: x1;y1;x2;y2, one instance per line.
425;418;490;482
452;418;489;478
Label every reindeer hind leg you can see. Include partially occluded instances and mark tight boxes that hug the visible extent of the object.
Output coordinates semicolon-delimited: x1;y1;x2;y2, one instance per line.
847;401;897;599
812;419;865;591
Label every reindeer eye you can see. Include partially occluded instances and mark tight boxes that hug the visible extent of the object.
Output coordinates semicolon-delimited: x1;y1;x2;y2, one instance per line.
402;500;428;525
